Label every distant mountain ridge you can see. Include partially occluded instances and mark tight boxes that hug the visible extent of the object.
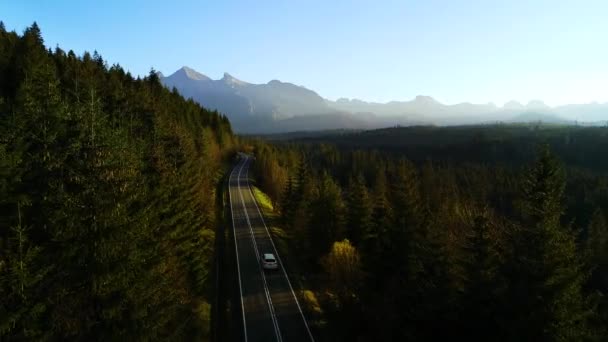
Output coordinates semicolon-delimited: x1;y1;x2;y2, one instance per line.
159;66;608;133
160;67;335;131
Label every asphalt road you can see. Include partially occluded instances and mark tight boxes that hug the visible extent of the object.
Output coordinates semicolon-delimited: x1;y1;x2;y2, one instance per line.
228;155;314;342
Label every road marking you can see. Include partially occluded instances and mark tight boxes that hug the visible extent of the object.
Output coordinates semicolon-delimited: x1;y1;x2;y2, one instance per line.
244;159;316;342
228;158;248;342
238;166;283;342
237;158;283;342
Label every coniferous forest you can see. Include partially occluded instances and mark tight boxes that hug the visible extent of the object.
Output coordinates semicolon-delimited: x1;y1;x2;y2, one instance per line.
0;23;234;339
250;129;608;340
2;22;608;342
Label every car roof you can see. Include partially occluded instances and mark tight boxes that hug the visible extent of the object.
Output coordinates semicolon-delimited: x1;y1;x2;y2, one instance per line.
263;253;276;260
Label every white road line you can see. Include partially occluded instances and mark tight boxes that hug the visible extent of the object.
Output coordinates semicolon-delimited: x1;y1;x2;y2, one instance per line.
237;158;283;342
228;158;248;342
244;159;316;342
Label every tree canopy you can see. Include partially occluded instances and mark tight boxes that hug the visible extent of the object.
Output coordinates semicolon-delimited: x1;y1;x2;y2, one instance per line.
0;23;234;340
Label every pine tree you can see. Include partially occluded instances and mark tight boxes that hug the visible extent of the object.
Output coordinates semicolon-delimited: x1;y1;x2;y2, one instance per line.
387;159;456;340
459;211;505;340
346;174;372;247
504;145;590;341
0;202;51;338
294;155;312;203
280;175;296;225
585;209;608;276
1;22;75;338
390;159;424;243
1;23;231;340
363;168;393;278
585;208;608;338
309;172;346;260
389;160;426;279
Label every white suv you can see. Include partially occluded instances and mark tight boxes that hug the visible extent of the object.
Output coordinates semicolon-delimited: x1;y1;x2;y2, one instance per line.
262;253;278;270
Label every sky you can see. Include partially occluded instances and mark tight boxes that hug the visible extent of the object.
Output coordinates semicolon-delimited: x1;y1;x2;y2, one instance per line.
2;0;608;106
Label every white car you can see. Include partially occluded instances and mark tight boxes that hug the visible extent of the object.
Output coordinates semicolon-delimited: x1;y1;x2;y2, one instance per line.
262;253;278;270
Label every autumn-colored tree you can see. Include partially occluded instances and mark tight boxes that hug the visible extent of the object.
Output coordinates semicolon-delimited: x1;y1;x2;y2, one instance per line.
322;239;362;305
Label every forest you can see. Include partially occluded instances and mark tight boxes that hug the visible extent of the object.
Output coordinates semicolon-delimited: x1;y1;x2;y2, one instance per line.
2;22;608;342
250;125;608;341
0;23;235;340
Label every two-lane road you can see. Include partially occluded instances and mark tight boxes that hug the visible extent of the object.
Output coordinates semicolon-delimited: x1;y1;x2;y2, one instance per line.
228;155;314;342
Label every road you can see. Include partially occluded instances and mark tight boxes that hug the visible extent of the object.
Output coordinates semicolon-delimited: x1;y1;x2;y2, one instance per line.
228;155;315;342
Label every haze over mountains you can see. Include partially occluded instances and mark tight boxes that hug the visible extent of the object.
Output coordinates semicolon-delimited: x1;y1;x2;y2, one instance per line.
159;66;608;133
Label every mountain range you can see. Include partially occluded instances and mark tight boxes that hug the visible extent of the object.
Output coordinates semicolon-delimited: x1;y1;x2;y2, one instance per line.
159;66;608;133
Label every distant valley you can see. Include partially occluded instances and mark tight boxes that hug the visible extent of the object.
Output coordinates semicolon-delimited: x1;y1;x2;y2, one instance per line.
159;66;607;133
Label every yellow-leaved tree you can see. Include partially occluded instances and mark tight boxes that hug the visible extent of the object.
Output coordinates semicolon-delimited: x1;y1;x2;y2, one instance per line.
322;239;362;306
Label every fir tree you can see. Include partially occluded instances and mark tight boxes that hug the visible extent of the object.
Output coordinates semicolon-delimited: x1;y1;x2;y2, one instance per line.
346;174;372;247
504;145;590;341
459;211;505;340
0;23;232;340
309;172;346;260
363;168;393;278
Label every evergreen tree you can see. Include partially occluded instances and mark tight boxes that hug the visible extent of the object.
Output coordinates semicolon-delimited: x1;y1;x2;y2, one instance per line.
345;174;372;247
585;208;608;277
585;208;608;338
390;159;424;243
0;23;231;340
294;155;313;203
363;168;393;278
459;211;505;340
309;172;346;261
390;160;454;340
280;175;296;226
504;145;590;341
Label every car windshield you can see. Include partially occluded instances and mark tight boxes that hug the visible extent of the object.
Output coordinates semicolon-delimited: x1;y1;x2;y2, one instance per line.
264;255;275;262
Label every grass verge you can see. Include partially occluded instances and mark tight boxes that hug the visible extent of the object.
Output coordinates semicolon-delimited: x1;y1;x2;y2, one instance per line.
250;185;326;338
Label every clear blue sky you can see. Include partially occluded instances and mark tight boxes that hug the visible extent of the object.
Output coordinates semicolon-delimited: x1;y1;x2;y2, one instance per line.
2;0;607;106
